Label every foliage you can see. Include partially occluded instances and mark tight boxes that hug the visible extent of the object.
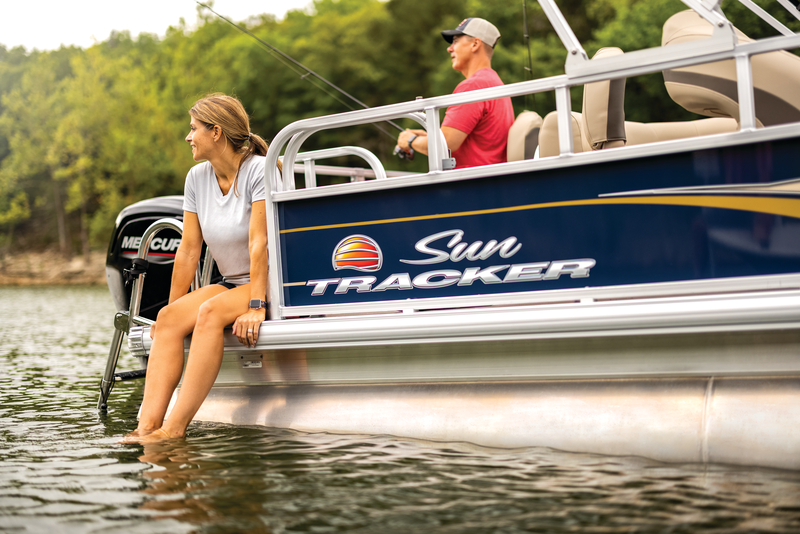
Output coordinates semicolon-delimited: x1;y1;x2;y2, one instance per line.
0;0;796;252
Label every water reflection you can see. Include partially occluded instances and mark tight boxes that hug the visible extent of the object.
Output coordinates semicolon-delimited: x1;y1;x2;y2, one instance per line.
2;286;800;533
127;426;800;534
137;438;271;533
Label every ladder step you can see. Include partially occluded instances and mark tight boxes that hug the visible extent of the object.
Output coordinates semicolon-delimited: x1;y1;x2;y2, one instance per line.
114;369;147;382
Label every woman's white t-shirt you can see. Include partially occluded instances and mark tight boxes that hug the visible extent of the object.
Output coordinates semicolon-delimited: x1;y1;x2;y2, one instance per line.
183;155;266;286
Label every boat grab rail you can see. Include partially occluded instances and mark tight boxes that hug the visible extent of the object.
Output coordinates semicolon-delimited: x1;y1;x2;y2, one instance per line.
289;162;413;183
274;112;438;192
288;147;388;190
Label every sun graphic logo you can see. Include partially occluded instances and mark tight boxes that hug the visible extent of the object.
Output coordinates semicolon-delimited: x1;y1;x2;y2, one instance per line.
332;235;383;272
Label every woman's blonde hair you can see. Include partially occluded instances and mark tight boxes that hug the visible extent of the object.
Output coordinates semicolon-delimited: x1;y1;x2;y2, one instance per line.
189;93;281;195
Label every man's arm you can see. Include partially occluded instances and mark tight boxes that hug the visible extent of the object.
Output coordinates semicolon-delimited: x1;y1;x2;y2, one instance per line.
397;127;468;156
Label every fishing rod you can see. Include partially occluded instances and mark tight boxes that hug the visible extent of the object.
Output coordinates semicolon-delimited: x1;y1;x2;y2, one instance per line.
522;0;536;111
195;2;404;142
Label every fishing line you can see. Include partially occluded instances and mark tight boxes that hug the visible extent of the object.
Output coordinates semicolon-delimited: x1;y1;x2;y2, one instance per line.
196;2;403;140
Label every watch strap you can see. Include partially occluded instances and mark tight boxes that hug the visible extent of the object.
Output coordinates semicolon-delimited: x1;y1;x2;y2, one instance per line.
249;299;267;310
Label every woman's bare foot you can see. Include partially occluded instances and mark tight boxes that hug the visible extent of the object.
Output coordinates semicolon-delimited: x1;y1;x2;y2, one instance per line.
119;428;155;443
137;427;181;443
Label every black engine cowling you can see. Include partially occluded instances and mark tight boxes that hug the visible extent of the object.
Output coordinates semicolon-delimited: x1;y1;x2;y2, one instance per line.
105;196;219;321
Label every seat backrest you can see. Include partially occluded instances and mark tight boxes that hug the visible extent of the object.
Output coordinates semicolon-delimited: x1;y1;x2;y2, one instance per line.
539;111;593;157
539;47;627;157
538;42;744;158
507;111;543;161
662;10;800;127
581;47;627;149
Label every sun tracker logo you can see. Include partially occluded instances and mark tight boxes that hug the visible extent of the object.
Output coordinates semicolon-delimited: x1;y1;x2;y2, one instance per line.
332;235;382;272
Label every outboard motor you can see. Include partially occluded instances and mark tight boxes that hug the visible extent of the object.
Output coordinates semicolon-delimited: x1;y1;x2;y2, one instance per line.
105;196;186;320
99;195;221;409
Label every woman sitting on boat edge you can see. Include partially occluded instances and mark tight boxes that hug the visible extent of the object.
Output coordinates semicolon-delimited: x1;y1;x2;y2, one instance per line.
123;93;277;443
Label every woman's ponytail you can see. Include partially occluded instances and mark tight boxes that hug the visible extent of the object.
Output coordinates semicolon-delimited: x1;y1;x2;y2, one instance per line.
247;133;282;174
189;93;281;194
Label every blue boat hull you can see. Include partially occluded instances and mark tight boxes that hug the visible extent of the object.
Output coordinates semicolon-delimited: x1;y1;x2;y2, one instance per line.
279;137;800;307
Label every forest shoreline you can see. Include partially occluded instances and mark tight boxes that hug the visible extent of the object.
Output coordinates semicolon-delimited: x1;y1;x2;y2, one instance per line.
0;249;106;286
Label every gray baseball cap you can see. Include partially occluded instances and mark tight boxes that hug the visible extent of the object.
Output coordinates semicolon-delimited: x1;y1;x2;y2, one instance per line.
441;18;501;48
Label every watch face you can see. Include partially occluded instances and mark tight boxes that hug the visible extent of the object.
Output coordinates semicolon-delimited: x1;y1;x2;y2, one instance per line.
249;299;263;309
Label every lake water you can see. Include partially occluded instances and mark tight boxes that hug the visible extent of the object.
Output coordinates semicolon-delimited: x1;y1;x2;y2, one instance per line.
1;285;800;533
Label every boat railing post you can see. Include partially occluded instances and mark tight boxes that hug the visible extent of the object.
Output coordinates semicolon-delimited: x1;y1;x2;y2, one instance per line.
282;131;315;190
679;0;729;28
537;0;589;74
735;53;757;132
264;133;284;320
425;106;446;172
775;0;800;22
555;85;575;155
304;159;317;188
730;0;794;36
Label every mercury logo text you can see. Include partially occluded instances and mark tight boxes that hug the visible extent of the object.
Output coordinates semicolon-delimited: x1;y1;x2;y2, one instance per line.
121;236;181;253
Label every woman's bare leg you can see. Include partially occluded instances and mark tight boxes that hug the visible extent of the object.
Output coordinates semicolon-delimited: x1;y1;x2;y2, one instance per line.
151;283;253;439
132;284;229;436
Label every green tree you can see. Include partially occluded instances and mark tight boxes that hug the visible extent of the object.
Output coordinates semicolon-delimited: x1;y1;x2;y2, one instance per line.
1;0;797;253
0;48;78;255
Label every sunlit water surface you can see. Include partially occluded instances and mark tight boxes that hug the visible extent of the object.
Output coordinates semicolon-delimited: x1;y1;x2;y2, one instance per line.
1;286;800;533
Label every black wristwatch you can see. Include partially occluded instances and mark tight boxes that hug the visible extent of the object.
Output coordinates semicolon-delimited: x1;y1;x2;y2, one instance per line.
407;134;418;150
249;299;267;310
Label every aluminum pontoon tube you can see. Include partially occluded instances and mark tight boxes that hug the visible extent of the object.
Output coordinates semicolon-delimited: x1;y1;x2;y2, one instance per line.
189;377;800;471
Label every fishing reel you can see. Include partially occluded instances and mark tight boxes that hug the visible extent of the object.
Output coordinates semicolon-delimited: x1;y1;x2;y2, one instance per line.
393;145;414;161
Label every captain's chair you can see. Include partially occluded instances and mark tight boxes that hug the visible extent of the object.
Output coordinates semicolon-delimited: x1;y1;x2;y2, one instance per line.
539;46;739;157
538;11;800;158
507;110;543;161
662;10;800;127
539;47;631;156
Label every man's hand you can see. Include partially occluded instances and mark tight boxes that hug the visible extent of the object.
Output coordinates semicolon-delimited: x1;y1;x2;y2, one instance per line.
396;129;427;154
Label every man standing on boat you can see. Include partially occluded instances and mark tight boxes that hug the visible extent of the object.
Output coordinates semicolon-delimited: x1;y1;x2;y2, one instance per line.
396;18;514;169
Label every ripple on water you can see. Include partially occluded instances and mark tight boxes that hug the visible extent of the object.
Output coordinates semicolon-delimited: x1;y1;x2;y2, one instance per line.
1;286;800;533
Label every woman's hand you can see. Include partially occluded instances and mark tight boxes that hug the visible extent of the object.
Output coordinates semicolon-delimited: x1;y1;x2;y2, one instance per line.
149;322;156;340
232;307;267;348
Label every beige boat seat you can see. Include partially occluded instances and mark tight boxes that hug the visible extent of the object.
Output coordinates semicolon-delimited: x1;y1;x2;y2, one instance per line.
539;46;739;157
663;10;800;127
507;110;543;161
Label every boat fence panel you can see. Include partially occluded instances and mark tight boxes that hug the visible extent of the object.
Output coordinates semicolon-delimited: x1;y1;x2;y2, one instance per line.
261;1;800;321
